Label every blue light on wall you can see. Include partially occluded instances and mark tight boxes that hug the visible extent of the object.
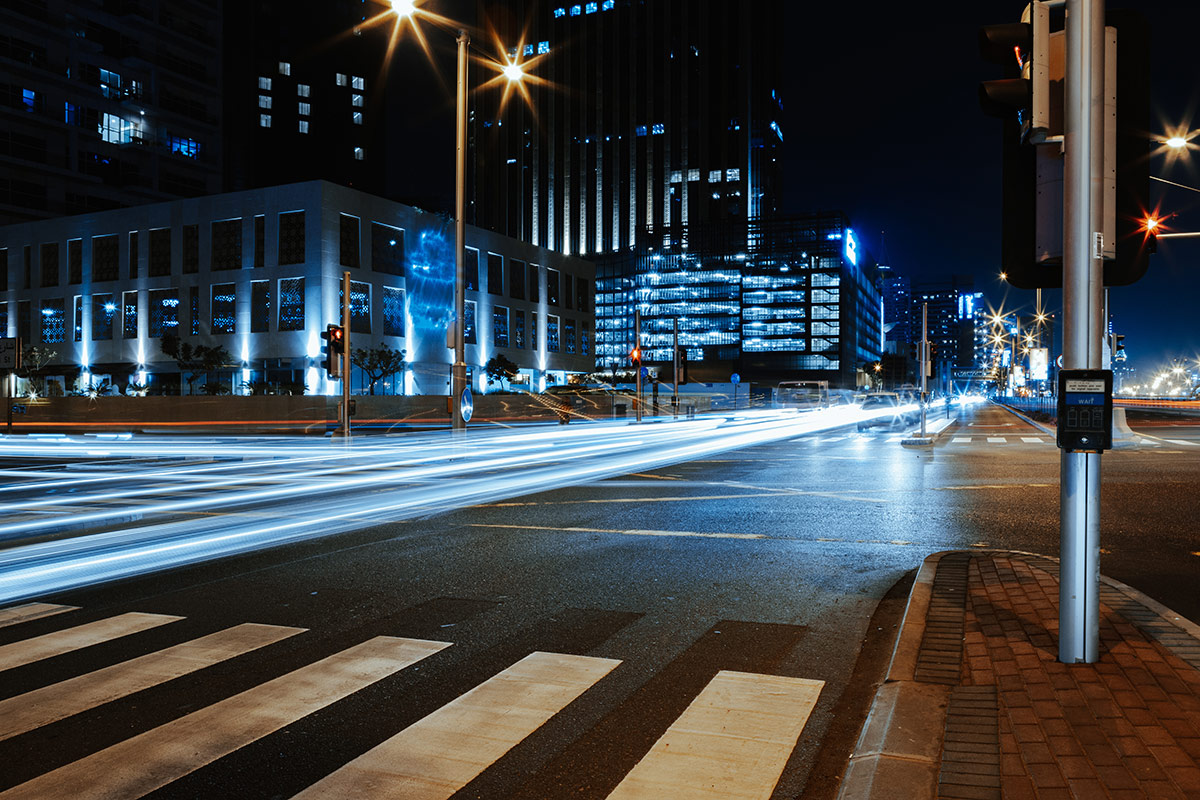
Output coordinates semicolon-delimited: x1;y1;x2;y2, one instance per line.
407;225;454;332
844;229;858;266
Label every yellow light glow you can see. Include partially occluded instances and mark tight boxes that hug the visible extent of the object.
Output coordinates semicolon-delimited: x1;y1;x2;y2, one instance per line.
503;62;524;82
391;0;417;16
1167;136;1187;149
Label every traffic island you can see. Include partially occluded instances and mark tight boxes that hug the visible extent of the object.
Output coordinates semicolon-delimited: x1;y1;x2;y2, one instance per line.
900;414;957;447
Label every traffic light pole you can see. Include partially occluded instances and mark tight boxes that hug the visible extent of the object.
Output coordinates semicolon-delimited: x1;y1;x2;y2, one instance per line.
672;316;679;419
634;309;642;423
1060;0;1104;664
341;270;352;440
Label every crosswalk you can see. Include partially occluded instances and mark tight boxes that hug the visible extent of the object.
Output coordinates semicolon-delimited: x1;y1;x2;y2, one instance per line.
950;436;1048;445
0;603;824;799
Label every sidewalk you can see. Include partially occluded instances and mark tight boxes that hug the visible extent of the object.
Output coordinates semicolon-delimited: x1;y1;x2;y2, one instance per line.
839;551;1200;799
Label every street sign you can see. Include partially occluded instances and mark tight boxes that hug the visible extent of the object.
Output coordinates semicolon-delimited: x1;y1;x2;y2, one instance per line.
0;338;20;370
952;369;992;379
460;386;473;423
730;373;740;384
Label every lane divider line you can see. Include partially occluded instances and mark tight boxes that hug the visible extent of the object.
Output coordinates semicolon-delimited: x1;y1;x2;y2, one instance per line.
470;523;765;540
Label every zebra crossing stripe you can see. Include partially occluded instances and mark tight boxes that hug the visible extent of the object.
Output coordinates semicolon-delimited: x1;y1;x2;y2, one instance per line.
0;612;182;673
606;670;824;800
0;603;79;629
0;623;305;742
987;437;1007;443
952;437;971;443
1021;437;1044;443
293;651;620;800
0;636;450;800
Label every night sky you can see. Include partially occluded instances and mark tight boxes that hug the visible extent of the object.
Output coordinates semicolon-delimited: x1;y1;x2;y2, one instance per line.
782;1;1200;376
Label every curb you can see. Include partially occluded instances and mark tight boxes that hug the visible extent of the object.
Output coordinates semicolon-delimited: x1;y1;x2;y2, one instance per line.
835;549;1200;800
900;414;957;447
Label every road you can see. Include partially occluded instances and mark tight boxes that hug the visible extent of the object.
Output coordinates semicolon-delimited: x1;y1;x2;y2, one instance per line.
0;402;1198;799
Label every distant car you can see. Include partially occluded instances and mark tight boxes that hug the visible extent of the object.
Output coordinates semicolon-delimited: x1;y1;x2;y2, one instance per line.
856;392;918;430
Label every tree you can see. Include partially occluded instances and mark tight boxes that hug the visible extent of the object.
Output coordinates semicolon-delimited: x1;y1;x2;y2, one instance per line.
17;346;57;397
161;333;232;394
485;354;520;390
351;344;406;395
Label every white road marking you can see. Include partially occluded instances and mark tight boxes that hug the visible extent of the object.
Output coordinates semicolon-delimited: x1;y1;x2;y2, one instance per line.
1021;437;1045;443
987;437;1007;444
0;603;78;629
1164;439;1198;446
471;523;765;540
0;612;183;672
0;636;450;800
294;651;620;799
0;623;304;741
606;670;824;800
952;437;971;443
817;436;845;443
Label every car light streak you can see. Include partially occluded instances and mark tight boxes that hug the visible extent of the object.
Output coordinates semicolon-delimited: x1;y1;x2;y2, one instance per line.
0;405;892;602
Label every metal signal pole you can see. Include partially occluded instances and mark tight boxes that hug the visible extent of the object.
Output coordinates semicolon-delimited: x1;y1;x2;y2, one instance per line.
1059;0;1105;664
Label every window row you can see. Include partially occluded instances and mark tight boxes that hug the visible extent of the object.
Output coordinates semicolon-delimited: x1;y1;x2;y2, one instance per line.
462;302;591;356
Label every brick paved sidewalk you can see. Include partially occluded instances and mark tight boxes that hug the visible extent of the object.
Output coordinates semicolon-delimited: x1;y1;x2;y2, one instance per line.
839;552;1200;800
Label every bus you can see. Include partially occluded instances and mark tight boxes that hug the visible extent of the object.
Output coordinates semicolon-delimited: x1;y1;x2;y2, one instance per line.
775;380;829;410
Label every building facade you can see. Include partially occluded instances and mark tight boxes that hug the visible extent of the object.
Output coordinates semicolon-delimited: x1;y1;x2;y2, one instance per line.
472;0;784;257
0;181;594;396
595;214;882;388
1;0;224;226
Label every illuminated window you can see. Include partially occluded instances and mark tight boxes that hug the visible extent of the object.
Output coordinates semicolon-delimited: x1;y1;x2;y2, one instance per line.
688;169;700;182
259;95;272;109
279;277;305;332
100;113;123;143
570;5;581;16
564;319;576;353
168;136;200;158
211;284;236;334
547;315;560;352
250;280;270;332
726;168;741;181
538;41;550;54
258;76;272;90
554;7;566;18
523;44;534;56
99;68;121;98
351;94;363;107
353;147;364;160
298;102;310;116
669;171;682;183
92;294;116;340
122;291;138;338
351;76;364;90
602;0;614;8
259;114;271;128
298;120;309;133
278;61;290;75
652;123;664;135
336;73;347;86
493;306;509;348
635;125;647;137
148;289;178;338
352;111;362;125
297;84;310;97
41;299;65;343
383;286;404;337
585;2;597;13
464;300;476;344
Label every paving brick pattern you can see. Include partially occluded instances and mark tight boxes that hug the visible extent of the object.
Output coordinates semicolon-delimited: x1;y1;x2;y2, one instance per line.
957;555;1200;799
938;685;1001;799
916;552;971;685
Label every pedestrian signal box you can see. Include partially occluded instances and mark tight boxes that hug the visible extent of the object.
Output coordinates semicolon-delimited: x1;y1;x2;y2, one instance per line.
1056;369;1113;452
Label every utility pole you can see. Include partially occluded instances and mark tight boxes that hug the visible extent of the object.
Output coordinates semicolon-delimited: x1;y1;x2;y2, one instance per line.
1060;0;1105;664
920;303;928;437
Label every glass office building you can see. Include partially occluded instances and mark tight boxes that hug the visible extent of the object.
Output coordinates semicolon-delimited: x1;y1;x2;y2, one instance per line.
596;214;883;387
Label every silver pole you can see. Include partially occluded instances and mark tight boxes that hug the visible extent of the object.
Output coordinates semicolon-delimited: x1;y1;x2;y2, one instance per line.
672;316;679;418
451;30;469;431
342;270;352;440
634;309;642;423
1060;0;1104;664
920;303;927;437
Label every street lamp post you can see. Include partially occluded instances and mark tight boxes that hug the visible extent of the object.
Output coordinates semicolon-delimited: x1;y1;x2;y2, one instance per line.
452;29;468;430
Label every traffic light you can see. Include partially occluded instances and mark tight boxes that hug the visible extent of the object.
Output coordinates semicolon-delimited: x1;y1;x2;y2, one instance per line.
1111;334;1126;362
321;324;344;378
630;346;641;367
979;2;1051;141
980;7;1152;289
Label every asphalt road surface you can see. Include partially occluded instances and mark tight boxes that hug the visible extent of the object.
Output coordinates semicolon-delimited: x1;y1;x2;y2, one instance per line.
1;402;1197;799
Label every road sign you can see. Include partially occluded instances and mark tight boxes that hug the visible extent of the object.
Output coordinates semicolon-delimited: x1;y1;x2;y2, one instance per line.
0;338;19;370
460;387;473;423
730;373;740;384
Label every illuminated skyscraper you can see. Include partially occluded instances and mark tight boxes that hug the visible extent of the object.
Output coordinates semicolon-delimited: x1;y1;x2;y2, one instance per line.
472;0;783;255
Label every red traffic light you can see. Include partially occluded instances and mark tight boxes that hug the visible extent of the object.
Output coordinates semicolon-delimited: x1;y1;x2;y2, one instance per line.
630;347;641;363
